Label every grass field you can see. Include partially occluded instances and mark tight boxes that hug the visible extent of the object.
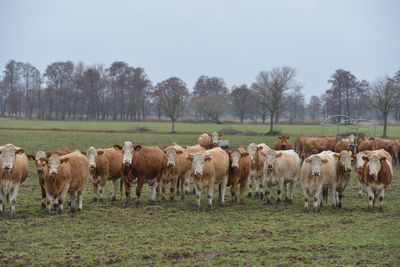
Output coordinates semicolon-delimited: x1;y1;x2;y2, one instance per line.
0;124;399;266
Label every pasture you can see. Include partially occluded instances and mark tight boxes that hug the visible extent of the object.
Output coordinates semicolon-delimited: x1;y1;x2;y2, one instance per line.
0;122;399;266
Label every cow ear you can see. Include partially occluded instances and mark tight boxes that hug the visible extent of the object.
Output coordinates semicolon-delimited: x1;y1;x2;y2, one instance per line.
241;152;249;158
15;149;25;155
113;145;122;151
278;136;281;139
207;133;212;137
97;150;104;156
225;150;231;155
27;154;35;160
322;159;329;164
186;155;193;162
80;151;87;155
219;133;222;137
276;152;283;158
257;146;263;151
60;158;69;164
351;155;356;161
286;136;290;139
362;156;369;162
181;146;187;149
134;145;142;151
176;150;183;155
333;154;340;159
39;157;48;164
205;155;212;162
305;158;311;163
163;146;169;151
380;157;387;162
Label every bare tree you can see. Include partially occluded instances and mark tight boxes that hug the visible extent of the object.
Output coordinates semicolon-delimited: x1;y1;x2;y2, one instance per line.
153;77;189;132
254;67;298;134
230;84;254;123
285;86;305;124
307;95;321;120
368;77;399;137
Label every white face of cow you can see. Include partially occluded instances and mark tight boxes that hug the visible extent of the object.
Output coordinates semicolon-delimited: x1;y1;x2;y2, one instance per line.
264;151;282;172
165;148;183;168
188;153;211;177
86;146;98;169
46;154;69;177
211;132;219;145
305;156;328;177
230;150;241;168
349;134;355;145
122;141;134;166
247;143;257;162
35;151;47;176
356;152;366;171
0;144;24;174
338;151;352;172
364;154;384;179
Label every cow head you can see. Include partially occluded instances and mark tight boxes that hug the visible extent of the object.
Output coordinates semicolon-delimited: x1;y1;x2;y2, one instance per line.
210;132;220;145
164;147;183;168
264;150;283;173
187;153;211;177
85;146;104;170
0;144;25;174
41;154;69;177
114;141;141;167
333;151;352;172
246;143;257;162
278;136;290;149
305;155;328;177
228;149;249;168
27;151;47;178
362;154;386;180
355;152;367;171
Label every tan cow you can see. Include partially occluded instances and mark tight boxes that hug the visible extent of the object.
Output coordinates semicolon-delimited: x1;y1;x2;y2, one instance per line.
298;137;337;158
187;147;229;211
247;143;271;198
27;147;71;209
262;150;300;205
198;132;221;149
226;146;250;204
374;138;398;164
83;147;122;202
41;151;89;214
331;150;353;208
361;149;393;212
301;151;337;212
274;136;292;150
114;142;166;207
0;144;29;218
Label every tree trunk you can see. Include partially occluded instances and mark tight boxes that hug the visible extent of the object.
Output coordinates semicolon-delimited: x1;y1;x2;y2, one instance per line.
269;112;274;134
383;111;388;137
171;119;176;133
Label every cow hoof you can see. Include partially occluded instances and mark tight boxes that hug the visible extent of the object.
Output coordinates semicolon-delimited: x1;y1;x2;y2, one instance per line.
331;204;337;209
68;201;71;207
263;201;271;206
92;198;98;203
366;206;372;212
161;196;166;202
10;211;17;219
180;195;185;201
57;208;63;215
247;192;252;198
70;207;77;213
111;196;116;201
207;206;213;212
53;203;59;209
287;199;293;205
358;194;363;198
276;199;281;205
338;203;342;209
260;194;264;200
122;202;128;208
98;198;104;203
195;206;200;212
239;199;245;205
40;203;46;210
77;207;82;212
303;207;309;213
136;202;141;208
379;207;384;213
169;196;175;201
255;192;260;198
219;202;225;207
149;200;156;205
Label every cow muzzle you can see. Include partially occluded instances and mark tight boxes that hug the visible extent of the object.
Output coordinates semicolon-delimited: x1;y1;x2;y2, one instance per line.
123;161;131;167
49;170;58;177
345;167;352;172
89;164;96;170
167;162;175;168
312;171;320;177
3;165;12;173
194;171;202;177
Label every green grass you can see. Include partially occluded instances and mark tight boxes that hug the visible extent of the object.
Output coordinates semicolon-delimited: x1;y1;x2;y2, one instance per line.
1;118;399;137
0;126;399;266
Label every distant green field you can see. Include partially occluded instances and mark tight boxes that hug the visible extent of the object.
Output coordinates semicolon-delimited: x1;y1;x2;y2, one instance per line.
1;119;399;137
0;127;399;266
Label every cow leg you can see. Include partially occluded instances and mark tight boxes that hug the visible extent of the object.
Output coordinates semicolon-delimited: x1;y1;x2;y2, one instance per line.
357;180;363;197
92;182;99;202
367;186;374;212
337;191;343;208
378;190;385;212
0;187;4;215
207;183;215;211
9;184;20;219
276;179;284;205
239;176;248;204
247;175;253;198
39;177;46;209
220;176;228;207
184;177;190;195
330;183;337;209
314;186;323;212
170;178;177;201
150;179;159;204
194;183;202;211
97;179;107;202
45;190;53;213
57;186;68;215
69;191;77;213
122;178;131;207
160;179;167;201
230;181;237;204
263;184;272;205
254;176;260;198
302;186;309;212
111;179;118;201
286;182;294;204
176;178;181;196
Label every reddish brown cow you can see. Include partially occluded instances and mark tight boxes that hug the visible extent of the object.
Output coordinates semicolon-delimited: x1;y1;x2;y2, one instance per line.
226;146;251;204
27;147;71;209
374;138;398;163
299;137;337;158
114;142;167;207
334;140;351;152
274;136;292;150
198;132;221;149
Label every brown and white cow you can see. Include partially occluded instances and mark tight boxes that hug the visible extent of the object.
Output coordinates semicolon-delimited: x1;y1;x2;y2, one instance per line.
187;147;229;211
83;147;123;202
331;150;353;208
226;146;250;204
0;144;29;218
27;147;71;209
247;143;271;198
261;150;300;205
274;136;292;150
198;132;221;149
300;151;337;212
162;144;192;201
361;150;393;212
41;151;89;214
114;142;166;207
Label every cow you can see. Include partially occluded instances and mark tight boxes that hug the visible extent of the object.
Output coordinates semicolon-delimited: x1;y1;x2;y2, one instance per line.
27;147;71;209
355;150;373;197
332;150;353;208
300;151;337;212
358;136;376;152
226;146;250;204
361;149;393;212
298;137;337;159
40;151;89;214
274;136;292;150
162;144;192;201
82;147;123;202
374;138;398;164
295;137;304;160
198;132;221;149
0;144;29;218
261;150;300;205
113;142;166;207
247;143;271;198
395;140;400;165
334;139;351;153
187;147;229;211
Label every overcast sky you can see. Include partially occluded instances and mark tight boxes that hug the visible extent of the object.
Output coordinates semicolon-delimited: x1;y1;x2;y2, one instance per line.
0;0;399;99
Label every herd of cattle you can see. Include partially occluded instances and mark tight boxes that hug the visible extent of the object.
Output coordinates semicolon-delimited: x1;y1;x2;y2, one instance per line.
0;132;398;218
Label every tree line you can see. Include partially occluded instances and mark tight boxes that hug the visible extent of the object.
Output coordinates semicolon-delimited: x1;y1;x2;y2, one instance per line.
0;60;399;135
